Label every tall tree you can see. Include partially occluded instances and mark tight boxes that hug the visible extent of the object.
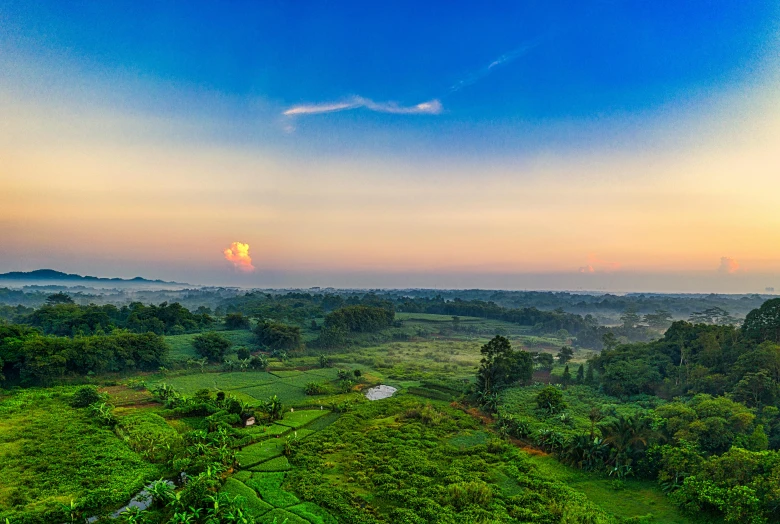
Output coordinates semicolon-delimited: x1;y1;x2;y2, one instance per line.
643;309;673;330
742;298;780;344
557;346;574;364
476;335;533;394
46;292;74;305
193;331;232;362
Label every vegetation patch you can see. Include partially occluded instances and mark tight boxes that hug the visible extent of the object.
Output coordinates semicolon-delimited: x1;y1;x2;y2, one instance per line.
237;439;285;468
276;409;330;428
250;455;291;472
220;477;274;515
0;388;161;522
247;472;300;508
258;508;310;524
287;501;339;524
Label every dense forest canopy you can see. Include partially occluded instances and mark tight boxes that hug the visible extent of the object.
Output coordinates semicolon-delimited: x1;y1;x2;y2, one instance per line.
0;326;167;384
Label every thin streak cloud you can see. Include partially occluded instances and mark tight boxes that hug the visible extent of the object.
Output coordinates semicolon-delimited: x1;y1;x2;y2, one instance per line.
449;36;547;94
283;96;442;117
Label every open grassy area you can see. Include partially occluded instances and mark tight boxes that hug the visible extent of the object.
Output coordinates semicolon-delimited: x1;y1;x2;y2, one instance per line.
164;328;258;363
0;387;162;522
525;454;700;523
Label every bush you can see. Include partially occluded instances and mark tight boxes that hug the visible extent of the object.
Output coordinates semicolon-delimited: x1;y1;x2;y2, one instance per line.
254;320;302;351
536;386;566;414
304;382;327;395
70;386;102;407
225;312;251;330
193;331;232;362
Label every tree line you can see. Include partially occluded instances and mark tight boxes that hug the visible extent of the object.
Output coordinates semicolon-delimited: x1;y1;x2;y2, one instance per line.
18;299;213;337
0;324;168;385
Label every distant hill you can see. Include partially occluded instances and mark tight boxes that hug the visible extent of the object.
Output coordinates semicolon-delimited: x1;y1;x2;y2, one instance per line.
0;269;189;286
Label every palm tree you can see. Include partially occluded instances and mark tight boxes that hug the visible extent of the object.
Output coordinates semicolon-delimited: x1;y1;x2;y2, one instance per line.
600;414;655;478
588;407;604;439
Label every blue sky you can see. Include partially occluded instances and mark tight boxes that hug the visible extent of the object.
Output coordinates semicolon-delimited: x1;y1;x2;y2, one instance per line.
4;1;776;151
2;1;780;291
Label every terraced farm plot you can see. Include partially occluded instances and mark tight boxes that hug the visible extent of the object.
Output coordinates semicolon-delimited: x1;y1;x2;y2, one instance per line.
246;472;300;507
159;371;278;394
299;368;341;380
245;424;291;437
249;455;291;472
241;383;308;405
219;478;274;515
237;439;286;468
268;370;304;378
275;409;329;429
287;502;339;524
154;369;334;406
259;509;309;524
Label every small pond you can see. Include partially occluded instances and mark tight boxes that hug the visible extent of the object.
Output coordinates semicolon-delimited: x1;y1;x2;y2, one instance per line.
365;384;397;400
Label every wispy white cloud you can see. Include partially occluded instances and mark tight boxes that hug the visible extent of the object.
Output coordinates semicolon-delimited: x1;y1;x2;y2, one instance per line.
449;36;546;94
283;96;442;117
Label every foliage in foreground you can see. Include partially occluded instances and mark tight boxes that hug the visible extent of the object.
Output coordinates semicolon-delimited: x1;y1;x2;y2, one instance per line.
287;396;616;523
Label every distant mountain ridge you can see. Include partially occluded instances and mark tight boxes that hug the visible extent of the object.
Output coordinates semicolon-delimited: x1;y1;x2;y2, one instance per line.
0;269;189;286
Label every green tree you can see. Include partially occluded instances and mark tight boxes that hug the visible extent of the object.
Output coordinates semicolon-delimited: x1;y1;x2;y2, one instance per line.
557;346;574;364
742;298;780;343
643;309;673;330
249;354;268;370
476;336;533;394
576;364;585;383
46;292;74;305
733;370;777;409
620;308;641;329
535;352;555;371
535;386;566;414
192;332;232;362
261;395;283;421
561;365;571;388
585;362;595;384
600;414;654;478
689;307;736;325
254;320;301;351
224;313;250;330
602;332;618;350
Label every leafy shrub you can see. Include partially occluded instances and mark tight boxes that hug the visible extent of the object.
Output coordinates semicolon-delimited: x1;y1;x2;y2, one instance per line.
192;331;232;362
70;385;102;407
535;386;566;414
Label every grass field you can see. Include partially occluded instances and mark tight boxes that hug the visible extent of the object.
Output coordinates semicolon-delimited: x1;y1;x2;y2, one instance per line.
165;328;258;363
0;388;163;522
525;454;706;523
151;368;351;407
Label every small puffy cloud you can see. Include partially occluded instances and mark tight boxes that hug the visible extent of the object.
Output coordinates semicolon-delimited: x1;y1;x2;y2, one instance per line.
578;255;620;274
224;242;255;273
717;257;740;274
